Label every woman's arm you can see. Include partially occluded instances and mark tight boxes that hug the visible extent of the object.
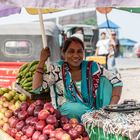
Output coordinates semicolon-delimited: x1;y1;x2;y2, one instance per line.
32;47;50;90
110;86;122;104
108;50;114;58
32;61;45;90
100;66;123;104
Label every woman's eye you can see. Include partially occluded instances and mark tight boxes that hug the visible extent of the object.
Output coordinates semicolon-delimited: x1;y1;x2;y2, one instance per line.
67;50;74;53
67;49;83;54
78;50;83;53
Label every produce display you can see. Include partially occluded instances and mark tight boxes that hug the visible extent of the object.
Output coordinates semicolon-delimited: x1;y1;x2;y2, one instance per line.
0;62;90;140
0;87;27;132
2;99;89;140
82;100;140;140
16;61;48;93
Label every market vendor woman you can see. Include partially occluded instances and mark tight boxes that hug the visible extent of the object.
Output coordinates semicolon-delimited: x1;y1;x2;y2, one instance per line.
32;36;123;121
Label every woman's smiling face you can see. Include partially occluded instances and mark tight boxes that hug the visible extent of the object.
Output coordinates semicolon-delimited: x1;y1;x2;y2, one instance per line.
64;41;84;68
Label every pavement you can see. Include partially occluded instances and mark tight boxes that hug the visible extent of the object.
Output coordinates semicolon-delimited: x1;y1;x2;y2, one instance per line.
119;68;140;102
116;57;140;70
114;58;140;102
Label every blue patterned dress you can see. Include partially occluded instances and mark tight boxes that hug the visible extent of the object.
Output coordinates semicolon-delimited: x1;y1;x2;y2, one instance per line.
34;60;123;121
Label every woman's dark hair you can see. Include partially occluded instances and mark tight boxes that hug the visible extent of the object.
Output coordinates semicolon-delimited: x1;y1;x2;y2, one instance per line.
63;36;84;53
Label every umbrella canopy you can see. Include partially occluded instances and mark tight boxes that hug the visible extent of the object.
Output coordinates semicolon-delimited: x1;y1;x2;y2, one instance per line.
116;8;140;13
119;38;137;47
1;0;140;9
1;1;140;17
0;5;21;17
0;3;60;17
98;20;120;29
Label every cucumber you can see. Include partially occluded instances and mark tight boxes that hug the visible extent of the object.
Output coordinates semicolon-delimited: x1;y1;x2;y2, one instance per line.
30;64;38;72
19;63;29;72
25;72;32;78
29;61;39;69
23;81;32;87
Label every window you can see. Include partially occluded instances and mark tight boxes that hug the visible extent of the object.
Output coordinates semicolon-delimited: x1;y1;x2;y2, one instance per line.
4;40;32;57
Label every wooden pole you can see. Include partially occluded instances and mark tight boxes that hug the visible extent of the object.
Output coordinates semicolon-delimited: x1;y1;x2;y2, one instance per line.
38;8;50;66
38;8;47;48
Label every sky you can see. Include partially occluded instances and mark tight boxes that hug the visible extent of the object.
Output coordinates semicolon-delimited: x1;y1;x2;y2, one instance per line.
97;9;140;42
0;8;140;42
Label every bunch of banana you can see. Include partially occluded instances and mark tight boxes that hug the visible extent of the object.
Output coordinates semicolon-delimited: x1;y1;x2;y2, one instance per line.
16;60;47;93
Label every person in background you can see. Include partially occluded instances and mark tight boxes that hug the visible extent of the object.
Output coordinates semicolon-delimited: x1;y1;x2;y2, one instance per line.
32;36;123;122
95;32;109;56
107;43;118;74
110;31;120;57
71;27;84;42
95;32;110;69
59;30;67;60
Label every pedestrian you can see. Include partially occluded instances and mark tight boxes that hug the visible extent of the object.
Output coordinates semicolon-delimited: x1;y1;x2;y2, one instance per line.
107;43;118;73
71;27;84;42
95;32;110;68
32;36;123;122
110;31;120;57
95;32;109;56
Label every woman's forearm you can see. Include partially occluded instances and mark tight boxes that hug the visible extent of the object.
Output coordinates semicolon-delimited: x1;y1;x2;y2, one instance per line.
110;86;122;105
32;61;45;90
32;47;50;90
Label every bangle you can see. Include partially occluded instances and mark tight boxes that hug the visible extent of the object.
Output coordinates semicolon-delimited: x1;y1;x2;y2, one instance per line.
36;69;44;74
112;95;120;98
37;67;44;70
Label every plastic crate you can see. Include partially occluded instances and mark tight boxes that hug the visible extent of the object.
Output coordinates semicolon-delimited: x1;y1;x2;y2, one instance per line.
82;112;130;140
86;126;129;140
86;56;107;65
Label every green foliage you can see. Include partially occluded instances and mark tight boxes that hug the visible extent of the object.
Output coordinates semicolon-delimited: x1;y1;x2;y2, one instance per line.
81;18;97;26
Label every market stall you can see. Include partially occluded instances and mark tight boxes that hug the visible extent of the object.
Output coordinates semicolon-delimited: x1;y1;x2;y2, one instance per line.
0;51;139;140
0;95;89;140
0;61;89;140
82;100;140;140
1;1;140;140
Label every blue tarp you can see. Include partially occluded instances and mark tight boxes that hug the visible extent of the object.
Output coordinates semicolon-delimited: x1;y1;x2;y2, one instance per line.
98;20;120;29
119;38;137;47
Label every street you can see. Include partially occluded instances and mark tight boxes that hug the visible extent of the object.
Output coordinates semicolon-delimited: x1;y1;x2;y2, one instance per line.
115;58;140;102
119;69;140;102
116;57;140;70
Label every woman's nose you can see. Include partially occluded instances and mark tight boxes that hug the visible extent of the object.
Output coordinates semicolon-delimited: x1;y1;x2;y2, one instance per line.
73;51;79;57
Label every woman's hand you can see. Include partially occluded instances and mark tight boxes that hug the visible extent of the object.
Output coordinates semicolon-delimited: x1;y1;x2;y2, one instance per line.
40;47;50;63
33;47;50;90
37;47;50;70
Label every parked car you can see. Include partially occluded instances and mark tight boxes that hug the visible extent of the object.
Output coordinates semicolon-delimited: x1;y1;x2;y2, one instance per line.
133;43;140;57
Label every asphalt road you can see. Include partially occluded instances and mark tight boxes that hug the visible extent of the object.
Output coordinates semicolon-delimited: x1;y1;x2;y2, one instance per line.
116;57;140;70
112;57;140;102
118;66;140;102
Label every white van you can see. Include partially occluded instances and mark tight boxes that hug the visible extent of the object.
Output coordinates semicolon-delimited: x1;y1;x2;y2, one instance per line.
0;22;61;87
